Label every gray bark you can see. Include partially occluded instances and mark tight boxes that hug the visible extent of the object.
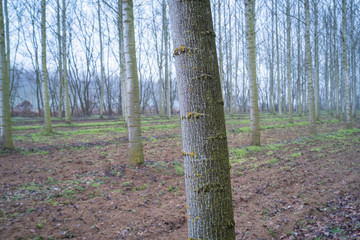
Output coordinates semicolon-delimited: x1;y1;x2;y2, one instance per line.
305;0;316;135
41;0;52;132
123;0;144;165
0;0;12;149
169;0;235;238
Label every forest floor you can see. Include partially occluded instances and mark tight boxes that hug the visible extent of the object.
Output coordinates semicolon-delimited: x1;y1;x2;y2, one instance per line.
0;112;359;240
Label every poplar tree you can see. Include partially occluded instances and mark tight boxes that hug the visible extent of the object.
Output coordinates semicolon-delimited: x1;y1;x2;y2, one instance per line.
168;0;235;238
305;0;316;135
123;0;144;166
342;0;352;129
41;0;52;132
0;0;12;149
286;0;293;123
62;0;71;124
246;0;260;145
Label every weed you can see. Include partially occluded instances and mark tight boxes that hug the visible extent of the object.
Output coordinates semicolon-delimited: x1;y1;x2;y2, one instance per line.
310;147;322;152
36;222;44;229
290;152;302;158
132;184;147;192
168;185;180;192
173;161;184;176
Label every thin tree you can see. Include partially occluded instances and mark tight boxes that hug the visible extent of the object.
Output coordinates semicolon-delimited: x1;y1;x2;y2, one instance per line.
0;0;12;149
313;0;320;121
56;0;63;118
304;0;316;135
163;0;170;118
98;0;105;119
286;0;293;123
169;0;235;239
246;0;260;145
41;0;52;132
117;0;127;120
297;1;302;116
276;0;281;115
123;0;144;166
62;0;71;124
342;0;352;129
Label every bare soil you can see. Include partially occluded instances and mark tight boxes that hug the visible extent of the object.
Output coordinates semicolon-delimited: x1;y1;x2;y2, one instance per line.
0;114;359;240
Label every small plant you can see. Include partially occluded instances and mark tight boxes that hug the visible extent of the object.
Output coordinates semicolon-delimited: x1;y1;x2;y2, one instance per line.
290;152;302;158
168;185;180;192
36;221;44;229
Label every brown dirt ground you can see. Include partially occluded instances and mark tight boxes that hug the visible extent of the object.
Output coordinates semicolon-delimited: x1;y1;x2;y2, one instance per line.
0;114;359;240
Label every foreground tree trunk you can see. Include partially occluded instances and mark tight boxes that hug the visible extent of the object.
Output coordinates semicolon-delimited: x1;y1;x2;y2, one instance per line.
169;0;235;239
0;0;12;149
305;0;316;135
41;0;52;132
342;0;352;129
123;0;144;166
245;0;260;145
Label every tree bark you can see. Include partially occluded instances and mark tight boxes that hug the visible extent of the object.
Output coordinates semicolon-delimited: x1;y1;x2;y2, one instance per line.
342;0;352;129
305;0;316;135
0;0;12;149
56;0;63;119
169;0;235;239
297;1;302;116
245;0;260;145
276;0;281;115
62;0;71;124
98;0;105;119
314;0;320;121
41;0;52;132
123;0;144;166
163;0;170;118
286;0;293;123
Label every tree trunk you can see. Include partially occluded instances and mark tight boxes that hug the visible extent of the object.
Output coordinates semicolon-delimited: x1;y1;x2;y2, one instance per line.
56;0;63;119
286;0;293;123
305;0;316;135
0;0;12;149
62;0;71;124
270;0;275;114
314;0;320;121
350;1;356;119
245;0;260;145
342;0;352;129
123;0;144;166
98;0;105;119
163;0;170;119
276;1;281;115
297;1;302;116
169;0;235;239
118;0;127;120
41;0;52;132
333;0;340;119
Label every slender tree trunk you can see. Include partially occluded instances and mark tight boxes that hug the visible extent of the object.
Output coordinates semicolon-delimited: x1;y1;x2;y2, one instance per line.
0;0;12;149
56;0;63;119
314;0;320;121
333;0;340;119
297;1;302;116
270;0;275;114
350;1;356;119
228;4;233;116
275;1;281;115
324;14;329;113
169;1;235;238
62;0;71;124
245;0;260;145
163;0;170;118
342;0;352;129
305;0;316;135
98;0;105;118
118;0;127;121
286;0;293;123
41;0;52;132
4;0;9;84
123;0;144;166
